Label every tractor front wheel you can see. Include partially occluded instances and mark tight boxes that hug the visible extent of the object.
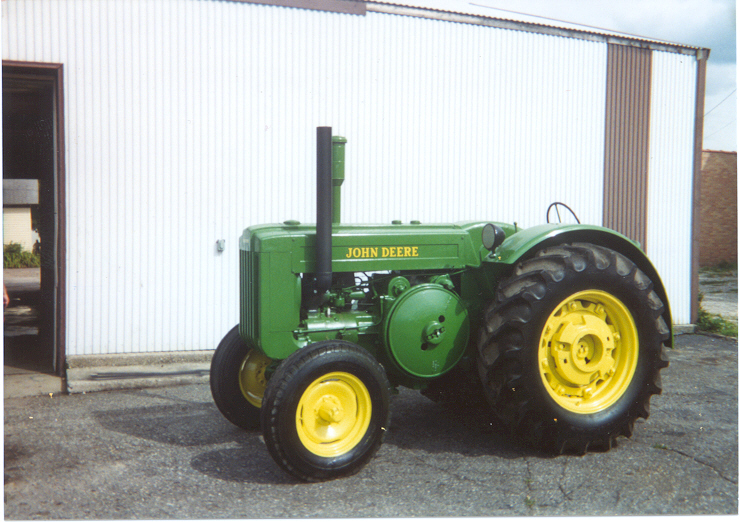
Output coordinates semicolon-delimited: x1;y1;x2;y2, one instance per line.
210;325;272;430
261;340;390;482
477;243;669;453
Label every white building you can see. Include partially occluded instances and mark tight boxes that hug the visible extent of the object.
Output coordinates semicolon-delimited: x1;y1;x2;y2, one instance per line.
2;0;708;376
3;179;40;252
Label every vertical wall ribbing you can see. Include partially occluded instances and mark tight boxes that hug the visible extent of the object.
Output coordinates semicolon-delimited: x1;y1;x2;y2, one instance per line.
3;0;698;353
603;44;652;248
646;51;699;326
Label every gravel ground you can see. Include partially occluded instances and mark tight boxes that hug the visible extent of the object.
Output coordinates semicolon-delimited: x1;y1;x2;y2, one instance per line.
4;334;737;519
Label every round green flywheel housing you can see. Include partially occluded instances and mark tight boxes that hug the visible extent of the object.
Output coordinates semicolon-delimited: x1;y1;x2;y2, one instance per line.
383;284;470;378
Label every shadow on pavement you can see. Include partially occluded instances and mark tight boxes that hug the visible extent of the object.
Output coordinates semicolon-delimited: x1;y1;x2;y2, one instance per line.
92;402;241;448
90;398;296;484
191;444;294;485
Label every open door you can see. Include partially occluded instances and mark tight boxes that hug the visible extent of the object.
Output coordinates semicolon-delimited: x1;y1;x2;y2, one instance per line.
3;61;65;376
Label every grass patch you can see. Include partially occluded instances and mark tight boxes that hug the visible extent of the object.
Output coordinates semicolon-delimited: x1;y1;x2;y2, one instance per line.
696;308;738;337
697;292;738;337
699;261;738;275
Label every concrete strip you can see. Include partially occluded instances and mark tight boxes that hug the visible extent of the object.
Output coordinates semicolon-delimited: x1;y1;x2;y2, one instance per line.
674;324;696;334
66;351;212;394
66;364;210;394
3;267;41;293
66;350;213;368
4;372;65;399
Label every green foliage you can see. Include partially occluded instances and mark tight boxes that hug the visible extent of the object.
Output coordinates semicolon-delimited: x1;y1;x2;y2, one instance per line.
696;307;738;337
699;262;738;275
715;260;738;271
3;242;40;268
696;292;738;338
4;242;22;255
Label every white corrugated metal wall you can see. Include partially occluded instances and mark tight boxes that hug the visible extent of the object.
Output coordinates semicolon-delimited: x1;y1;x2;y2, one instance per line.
647;50;699;321
2;0;697;355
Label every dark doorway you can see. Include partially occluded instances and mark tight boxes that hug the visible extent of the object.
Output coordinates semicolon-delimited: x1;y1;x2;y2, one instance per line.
3;61;65;376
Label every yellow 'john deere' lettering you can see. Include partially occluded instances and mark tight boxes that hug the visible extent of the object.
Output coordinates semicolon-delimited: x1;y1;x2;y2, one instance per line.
345;246;419;259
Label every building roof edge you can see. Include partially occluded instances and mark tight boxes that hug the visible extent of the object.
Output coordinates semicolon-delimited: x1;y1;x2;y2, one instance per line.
367;1;710;58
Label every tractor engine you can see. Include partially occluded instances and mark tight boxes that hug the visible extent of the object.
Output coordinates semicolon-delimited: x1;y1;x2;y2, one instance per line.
298;271;471;384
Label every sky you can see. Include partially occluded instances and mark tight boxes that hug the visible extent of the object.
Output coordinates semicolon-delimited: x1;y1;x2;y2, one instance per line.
395;0;737;152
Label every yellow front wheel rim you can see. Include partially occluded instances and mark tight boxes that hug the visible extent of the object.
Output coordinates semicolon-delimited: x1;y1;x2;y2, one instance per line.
296;372;372;457
238;350;272;408
539;290;639;414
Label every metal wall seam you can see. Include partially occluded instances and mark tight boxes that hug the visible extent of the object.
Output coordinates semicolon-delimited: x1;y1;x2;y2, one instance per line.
5;1;621;354
690;57;709;323
647;51;698;325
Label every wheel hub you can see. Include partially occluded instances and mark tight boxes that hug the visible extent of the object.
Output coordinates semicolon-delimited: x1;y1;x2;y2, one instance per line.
551;313;616;385
238;350;272;408
317;395;345;423
539;290;638;414
296;372;372;456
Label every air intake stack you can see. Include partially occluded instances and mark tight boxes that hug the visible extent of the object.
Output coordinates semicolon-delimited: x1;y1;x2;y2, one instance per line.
331;135;346;224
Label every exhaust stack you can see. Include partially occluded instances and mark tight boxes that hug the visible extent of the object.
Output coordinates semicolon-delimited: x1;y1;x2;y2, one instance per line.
310;126;334;309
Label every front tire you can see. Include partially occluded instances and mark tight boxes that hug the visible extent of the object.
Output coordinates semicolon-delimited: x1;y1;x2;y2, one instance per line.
477;243;669;453
210;325;272;430
261;340;391;482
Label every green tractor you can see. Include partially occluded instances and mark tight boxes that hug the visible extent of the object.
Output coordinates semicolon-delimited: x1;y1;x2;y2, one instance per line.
210;127;670;482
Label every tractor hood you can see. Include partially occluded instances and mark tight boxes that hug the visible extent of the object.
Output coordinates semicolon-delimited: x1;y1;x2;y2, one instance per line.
240;220;518;273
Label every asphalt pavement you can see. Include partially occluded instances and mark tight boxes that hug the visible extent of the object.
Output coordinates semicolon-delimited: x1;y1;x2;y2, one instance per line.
3;333;737;518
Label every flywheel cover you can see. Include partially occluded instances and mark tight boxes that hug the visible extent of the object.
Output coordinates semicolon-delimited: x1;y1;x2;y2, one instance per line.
384;284;470;378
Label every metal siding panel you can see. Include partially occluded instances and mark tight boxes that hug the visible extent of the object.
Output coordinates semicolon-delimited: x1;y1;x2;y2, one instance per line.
68;0;86;354
5;0;611;355
343;17;608;228
603;44;652;247
647;51;698;325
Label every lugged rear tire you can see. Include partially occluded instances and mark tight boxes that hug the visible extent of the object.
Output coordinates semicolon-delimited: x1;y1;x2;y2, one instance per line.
477;243;670;454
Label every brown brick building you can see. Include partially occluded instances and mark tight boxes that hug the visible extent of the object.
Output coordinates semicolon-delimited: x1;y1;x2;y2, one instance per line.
699;150;737;266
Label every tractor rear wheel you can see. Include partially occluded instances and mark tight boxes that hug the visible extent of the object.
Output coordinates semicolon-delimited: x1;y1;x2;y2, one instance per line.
261;340;390;482
210;325;271;430
477;243;669;453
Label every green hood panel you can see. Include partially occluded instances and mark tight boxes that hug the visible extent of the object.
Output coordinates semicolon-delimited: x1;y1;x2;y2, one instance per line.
241;221;513;272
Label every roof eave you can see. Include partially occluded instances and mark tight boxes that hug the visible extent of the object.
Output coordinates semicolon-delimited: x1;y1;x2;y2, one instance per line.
367;1;710;59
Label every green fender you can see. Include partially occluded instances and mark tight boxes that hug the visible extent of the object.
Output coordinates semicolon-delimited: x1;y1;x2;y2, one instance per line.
488;223;673;346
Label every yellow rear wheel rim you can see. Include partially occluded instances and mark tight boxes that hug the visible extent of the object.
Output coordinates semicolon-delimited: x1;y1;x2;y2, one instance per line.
538;290;638;414
238;350;272;408
296;372;372;457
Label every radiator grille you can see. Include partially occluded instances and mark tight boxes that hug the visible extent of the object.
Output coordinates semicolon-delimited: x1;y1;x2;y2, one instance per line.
240;250;259;342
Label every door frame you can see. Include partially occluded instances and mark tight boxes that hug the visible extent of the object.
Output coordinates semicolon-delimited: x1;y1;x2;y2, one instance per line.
3;60;66;375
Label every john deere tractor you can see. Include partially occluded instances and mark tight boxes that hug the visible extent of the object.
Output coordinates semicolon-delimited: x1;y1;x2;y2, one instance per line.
210;127;670;482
